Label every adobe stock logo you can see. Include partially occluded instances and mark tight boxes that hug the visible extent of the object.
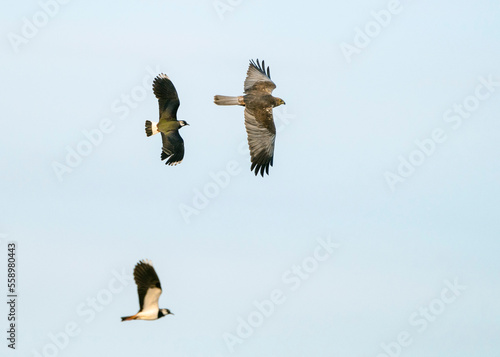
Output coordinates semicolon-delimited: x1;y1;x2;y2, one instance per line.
31;268;133;357
179;106;294;224
384;74;500;191
7;0;72;53
222;235;340;353
213;0;243;21
375;278;466;357
51;65;160;182
340;0;404;64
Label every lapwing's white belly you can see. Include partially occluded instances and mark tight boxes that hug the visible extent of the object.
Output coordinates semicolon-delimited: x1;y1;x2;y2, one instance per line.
136;309;159;320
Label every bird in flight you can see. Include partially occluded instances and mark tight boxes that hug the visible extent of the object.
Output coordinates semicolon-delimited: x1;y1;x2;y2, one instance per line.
214;59;285;176
121;259;173;321
145;73;189;166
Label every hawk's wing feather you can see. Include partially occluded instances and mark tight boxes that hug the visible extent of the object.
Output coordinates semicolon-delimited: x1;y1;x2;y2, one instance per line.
161;131;185;166
153;74;180;122
244;59;276;94
134;260;162;312
244;108;276;176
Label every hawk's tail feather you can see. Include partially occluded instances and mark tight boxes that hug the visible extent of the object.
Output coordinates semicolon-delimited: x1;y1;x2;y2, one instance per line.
214;95;244;106
145;121;159;137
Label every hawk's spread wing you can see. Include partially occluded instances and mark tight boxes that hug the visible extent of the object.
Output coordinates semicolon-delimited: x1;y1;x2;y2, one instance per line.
161;131;185;166
244;59;276;94
134;260;162;312
153;74;180;121
244;108;276;176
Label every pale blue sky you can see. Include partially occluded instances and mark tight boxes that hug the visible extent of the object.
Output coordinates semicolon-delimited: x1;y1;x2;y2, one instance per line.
1;0;500;356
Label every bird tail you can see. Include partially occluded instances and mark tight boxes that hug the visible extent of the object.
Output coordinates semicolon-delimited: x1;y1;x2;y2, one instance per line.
121;315;138;322
214;95;244;106
145;121;159;137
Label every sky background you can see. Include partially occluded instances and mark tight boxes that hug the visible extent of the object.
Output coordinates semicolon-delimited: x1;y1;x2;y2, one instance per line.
1;0;500;356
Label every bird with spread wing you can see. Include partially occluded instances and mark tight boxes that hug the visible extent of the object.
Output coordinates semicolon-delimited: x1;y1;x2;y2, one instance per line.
214;59;285;176
121;259;173;321
145;74;189;166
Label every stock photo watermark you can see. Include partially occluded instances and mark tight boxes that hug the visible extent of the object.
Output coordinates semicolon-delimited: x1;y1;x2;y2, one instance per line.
178;106;295;224
375;277;466;357
6;240;17;350
7;0;72;53
340;0;404;64
213;0;244;21
51;65;160;182
31;268;133;357
384;74;500;192
222;235;340;353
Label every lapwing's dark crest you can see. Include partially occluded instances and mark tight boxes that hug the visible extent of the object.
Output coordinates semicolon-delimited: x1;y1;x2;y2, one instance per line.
145;73;189;166
214;59;285;176
121;259;173;321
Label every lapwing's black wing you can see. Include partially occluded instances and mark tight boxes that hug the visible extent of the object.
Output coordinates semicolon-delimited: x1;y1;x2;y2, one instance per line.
244;107;276;176
134;260;162;312
161;131;185;166
153;74;180;122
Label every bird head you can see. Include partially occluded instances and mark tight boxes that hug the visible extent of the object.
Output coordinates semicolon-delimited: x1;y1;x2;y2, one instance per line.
159;308;174;318
274;97;286;107
179;120;190;128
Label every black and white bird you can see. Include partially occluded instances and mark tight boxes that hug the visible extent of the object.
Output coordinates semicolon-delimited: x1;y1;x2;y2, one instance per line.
145;73;189;166
121;259;173;321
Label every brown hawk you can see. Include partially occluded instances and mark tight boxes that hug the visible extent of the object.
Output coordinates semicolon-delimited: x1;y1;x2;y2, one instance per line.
214;59;285;176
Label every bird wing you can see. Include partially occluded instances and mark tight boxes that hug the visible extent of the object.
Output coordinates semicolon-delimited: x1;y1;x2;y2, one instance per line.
153;74;180;122
244;59;276;94
134;260;162;312
161;130;185;166
244;107;276;176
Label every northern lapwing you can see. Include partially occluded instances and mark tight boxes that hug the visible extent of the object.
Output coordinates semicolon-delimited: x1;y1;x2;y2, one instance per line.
121;259;173;321
145;73;189;166
214;59;285;176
